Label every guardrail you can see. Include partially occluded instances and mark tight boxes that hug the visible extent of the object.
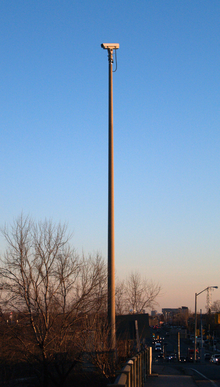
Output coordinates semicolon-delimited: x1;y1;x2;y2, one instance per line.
108;347;152;387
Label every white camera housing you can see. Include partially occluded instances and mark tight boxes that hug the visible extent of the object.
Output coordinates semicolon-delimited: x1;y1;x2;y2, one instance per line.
101;43;119;50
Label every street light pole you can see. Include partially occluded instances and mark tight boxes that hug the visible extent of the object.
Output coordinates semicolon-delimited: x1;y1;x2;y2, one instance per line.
101;43;119;351
194;286;218;363
194;292;198;363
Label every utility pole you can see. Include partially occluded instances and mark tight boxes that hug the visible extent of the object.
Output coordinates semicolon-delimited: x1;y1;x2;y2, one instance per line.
194;292;197;363
101;43;119;351
194;286;218;362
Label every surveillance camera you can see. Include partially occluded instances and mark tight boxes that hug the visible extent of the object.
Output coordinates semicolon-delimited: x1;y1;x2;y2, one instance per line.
101;43;119;50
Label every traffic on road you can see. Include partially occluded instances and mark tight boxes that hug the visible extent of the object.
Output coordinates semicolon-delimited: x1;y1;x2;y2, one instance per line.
149;324;220;386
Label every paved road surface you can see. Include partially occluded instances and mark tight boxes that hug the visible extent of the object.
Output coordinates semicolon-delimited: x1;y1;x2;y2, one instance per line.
145;364;196;387
145;364;220;387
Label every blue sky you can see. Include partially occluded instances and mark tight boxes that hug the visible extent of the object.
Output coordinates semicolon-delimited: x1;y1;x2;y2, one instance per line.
1;0;220;311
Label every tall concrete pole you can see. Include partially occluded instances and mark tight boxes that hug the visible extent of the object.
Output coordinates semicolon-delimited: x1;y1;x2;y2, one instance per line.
108;47;115;351
101;43;119;352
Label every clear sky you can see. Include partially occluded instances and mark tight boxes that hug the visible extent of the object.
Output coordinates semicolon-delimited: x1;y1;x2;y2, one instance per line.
1;0;220;312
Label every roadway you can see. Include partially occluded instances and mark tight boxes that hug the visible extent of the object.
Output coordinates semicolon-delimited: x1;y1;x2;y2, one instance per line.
149;325;220;386
147;362;220;387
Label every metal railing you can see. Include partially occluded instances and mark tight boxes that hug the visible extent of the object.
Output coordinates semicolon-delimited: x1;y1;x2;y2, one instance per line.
108;347;152;387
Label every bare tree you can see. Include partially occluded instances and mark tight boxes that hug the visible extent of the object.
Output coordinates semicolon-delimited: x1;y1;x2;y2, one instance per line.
0;216;160;385
0;215;107;387
115;280;126;315
79;313;113;379
211;300;220;313
123;272;161;314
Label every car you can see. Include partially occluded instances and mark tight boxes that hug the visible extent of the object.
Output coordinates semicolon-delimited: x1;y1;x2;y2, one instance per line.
155;342;162;351
209;354;220;364
166;353;176;362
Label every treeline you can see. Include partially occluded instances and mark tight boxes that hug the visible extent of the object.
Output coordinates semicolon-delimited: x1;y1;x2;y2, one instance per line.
0;215;160;386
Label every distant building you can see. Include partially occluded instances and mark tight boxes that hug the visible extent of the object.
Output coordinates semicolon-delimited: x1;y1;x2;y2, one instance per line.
162;306;189;324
